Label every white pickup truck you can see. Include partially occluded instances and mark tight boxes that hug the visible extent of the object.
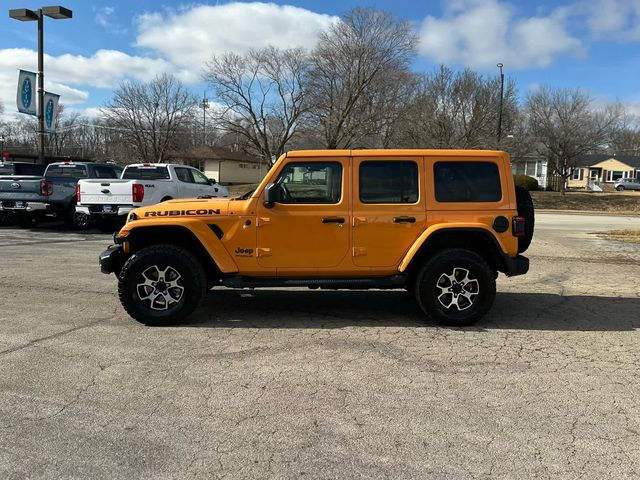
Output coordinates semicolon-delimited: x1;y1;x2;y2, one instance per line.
76;163;228;228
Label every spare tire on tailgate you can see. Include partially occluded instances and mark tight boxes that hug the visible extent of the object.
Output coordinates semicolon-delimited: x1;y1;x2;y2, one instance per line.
515;186;534;253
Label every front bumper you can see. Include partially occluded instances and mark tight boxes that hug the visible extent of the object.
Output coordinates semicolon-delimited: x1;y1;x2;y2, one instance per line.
0;201;48;212
99;244;127;275
501;254;529;277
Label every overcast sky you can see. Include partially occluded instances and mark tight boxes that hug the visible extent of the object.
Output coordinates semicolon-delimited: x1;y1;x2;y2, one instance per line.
1;0;639;117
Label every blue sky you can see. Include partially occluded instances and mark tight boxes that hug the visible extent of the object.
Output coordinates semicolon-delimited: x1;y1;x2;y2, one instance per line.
1;0;640;117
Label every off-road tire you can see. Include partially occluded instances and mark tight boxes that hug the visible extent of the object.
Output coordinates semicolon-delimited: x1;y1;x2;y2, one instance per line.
118;244;206;326
515;185;535;253
414;249;496;326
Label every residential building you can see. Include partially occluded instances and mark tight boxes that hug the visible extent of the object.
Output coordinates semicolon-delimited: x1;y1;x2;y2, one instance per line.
511;156;549;189
179;147;267;185
567;155;640;190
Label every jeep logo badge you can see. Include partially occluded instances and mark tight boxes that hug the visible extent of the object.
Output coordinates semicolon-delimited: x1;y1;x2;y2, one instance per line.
10;182;20;189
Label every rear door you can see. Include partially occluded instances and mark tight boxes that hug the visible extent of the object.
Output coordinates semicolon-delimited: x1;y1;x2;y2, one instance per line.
351;157;426;267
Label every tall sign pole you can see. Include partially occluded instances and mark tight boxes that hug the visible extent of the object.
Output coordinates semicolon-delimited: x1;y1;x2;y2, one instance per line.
37;9;45;164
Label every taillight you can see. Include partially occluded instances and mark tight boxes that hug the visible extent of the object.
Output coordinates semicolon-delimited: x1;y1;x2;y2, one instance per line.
132;184;144;203
40;179;53;196
512;216;525;237
76;183;81;203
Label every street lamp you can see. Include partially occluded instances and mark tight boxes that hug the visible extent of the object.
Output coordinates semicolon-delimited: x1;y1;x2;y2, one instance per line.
496;62;504;146
0;135;5;160
9;6;72;164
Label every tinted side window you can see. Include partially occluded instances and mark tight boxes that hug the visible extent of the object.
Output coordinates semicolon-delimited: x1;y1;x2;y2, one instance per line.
434;162;502;202
93;165;119;178
122;167;169;180
175;167;195;183
275;162;342;204
359;161;418;204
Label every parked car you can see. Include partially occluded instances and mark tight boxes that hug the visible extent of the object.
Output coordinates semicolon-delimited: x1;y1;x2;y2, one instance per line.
100;149;533;327
0;161;122;228
614;178;640;191
0;162;47;226
76;163;229;231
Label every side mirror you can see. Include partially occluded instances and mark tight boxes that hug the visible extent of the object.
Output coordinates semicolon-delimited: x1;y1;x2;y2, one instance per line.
209;178;217;185
263;183;282;208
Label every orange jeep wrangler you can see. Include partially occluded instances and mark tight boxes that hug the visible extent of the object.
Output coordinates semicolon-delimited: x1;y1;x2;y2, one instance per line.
100;150;533;326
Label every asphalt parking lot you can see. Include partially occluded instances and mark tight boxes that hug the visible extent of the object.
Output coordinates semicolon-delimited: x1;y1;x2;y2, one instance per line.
1;213;639;479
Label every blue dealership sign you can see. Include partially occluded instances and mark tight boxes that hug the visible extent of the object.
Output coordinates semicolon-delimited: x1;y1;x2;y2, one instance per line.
17;70;37;115
43;92;60;133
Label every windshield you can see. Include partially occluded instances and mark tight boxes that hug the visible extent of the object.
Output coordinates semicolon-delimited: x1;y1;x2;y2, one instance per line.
122;166;170;180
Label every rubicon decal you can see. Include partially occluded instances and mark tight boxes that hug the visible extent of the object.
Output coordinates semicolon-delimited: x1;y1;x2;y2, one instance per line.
144;209;221;217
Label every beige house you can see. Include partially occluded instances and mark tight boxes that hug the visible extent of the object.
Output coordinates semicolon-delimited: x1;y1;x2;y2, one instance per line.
567;155;640;190
179;147;268;185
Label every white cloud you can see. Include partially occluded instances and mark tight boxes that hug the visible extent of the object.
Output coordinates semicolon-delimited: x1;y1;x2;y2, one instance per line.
135;2;338;82
95;6;127;34
419;0;583;69
0;48;175;112
582;0;640;40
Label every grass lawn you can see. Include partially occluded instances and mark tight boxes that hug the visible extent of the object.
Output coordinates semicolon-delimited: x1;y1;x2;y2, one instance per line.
531;191;640;213
593;229;640;244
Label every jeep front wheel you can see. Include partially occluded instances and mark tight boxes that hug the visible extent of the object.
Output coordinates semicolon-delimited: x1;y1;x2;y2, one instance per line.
414;249;496;326
118;245;206;326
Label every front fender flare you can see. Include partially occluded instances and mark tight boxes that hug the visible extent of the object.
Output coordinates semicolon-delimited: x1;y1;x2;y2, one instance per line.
121;218;238;273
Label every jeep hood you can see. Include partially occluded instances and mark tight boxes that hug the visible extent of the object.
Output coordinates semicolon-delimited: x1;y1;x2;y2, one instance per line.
132;198;232;219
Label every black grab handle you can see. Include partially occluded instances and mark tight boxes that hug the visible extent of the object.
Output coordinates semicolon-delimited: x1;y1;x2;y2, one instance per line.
322;217;345;224
392;216;416;223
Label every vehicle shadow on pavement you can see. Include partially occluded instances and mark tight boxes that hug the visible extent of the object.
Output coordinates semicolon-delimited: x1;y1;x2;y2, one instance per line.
186;290;640;331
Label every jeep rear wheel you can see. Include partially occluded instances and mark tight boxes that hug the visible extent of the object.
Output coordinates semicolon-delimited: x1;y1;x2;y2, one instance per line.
414;249;496;326
118;244;206;326
515;186;535;253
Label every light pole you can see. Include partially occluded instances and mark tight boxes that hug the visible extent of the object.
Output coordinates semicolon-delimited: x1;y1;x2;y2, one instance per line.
0;135;5;160
9;6;73;164
496;62;504;146
200;93;209;146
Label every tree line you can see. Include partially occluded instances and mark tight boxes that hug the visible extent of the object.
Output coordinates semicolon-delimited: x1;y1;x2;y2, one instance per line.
1;7;639;191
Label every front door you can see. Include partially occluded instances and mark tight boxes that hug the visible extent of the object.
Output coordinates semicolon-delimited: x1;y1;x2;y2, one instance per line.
256;158;349;270
352;157;426;267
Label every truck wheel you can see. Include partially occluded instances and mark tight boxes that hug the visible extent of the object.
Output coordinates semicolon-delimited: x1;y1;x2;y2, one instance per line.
0;211;15;226
65;206;90;230
515;186;535;253
616;185;624;191
118;244;206;326
414;249;496;326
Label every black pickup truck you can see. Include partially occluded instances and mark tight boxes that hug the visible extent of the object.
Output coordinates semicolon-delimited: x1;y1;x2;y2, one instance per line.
0;161;122;228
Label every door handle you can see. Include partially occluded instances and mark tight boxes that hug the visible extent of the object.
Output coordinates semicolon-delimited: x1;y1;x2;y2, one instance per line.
322;217;345;224
393;216;416;223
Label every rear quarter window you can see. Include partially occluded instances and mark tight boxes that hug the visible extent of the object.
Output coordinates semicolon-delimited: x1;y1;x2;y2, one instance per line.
434;161;502;202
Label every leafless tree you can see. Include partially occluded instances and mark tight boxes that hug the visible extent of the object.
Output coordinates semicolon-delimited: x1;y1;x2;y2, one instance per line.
402;66;518;149
608;109;640;156
308;8;418;149
525;86;623;193
102;73;197;163
203;46;309;164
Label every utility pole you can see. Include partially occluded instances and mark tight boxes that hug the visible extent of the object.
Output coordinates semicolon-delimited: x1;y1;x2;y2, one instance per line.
497;63;504;146
200;93;209;146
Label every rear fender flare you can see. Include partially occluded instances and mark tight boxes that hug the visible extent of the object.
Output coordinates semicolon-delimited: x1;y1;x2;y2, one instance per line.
399;223;506;273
